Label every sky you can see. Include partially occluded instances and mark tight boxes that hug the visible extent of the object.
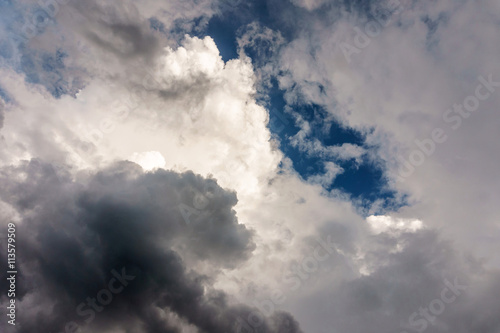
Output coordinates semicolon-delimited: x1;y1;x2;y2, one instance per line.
0;0;500;332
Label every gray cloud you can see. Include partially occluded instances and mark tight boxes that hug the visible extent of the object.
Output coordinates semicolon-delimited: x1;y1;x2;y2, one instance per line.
0;159;302;333
291;228;500;333
71;1;163;63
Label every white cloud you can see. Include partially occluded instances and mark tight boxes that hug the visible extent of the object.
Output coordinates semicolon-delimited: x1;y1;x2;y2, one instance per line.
128;151;166;171
367;214;423;234
289;0;329;11
307;161;343;187
276;0;500;268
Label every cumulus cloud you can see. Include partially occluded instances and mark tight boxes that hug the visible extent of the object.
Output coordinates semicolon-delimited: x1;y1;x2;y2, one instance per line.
0;34;281;200
1;1;500;332
0;159;302;333
267;0;500;263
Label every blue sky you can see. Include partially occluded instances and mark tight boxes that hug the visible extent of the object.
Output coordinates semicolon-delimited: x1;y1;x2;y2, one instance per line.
197;1;406;213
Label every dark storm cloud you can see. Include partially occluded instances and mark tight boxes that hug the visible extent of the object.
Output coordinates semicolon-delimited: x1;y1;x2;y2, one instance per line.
0;159;302;333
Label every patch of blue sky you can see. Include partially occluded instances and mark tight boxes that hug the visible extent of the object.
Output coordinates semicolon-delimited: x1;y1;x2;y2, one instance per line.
149;17;166;33
0;83;11;103
201;1;406;212
206;15;239;62
421;12;448;52
18;47;72;98
0;1;72;98
1;1;57;47
204;0;299;61
265;82;406;213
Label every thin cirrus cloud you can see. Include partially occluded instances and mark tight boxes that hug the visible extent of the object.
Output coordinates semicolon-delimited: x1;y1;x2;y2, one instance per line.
0;0;500;333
